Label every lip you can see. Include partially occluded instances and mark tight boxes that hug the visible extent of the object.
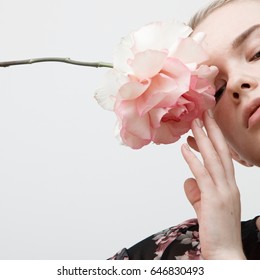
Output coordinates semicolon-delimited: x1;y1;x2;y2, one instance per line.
244;98;260;128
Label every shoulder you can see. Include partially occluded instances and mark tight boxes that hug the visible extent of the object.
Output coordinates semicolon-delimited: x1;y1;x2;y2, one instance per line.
109;219;202;260
241;216;260;260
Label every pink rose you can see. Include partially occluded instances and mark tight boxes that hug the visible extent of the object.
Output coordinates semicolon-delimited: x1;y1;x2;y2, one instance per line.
95;21;218;149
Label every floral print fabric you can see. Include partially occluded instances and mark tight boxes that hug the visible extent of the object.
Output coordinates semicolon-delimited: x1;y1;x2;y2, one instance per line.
109;217;260;260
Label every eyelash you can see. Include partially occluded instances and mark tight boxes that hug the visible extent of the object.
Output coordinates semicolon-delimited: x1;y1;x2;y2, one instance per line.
214;85;226;103
250;50;260;61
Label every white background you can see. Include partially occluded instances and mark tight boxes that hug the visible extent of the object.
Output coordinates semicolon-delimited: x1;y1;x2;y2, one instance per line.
0;0;259;260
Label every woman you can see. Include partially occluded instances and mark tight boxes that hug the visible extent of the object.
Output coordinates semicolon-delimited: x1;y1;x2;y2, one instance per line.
109;0;260;260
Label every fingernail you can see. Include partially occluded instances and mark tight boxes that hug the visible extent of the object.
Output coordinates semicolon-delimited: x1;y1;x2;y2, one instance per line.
195;118;203;127
207;109;214;118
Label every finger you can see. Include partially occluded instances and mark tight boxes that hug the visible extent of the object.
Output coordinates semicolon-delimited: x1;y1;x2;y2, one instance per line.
190;116;227;185
181;143;214;192
203;110;235;179
187;136;199;152
184;178;201;219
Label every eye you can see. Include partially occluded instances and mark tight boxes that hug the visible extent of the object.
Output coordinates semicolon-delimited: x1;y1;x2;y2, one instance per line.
250;51;260;61
215;85;226;102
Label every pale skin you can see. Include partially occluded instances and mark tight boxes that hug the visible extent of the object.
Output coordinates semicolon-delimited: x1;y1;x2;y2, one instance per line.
181;1;260;259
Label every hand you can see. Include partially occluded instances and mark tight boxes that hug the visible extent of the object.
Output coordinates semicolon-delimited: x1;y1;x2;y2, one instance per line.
181;110;246;260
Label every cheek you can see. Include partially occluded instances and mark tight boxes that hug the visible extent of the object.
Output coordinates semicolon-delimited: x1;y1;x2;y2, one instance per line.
212;99;234;138
213;100;227;126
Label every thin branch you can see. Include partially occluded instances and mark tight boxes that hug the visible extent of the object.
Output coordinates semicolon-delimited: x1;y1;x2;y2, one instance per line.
0;57;113;68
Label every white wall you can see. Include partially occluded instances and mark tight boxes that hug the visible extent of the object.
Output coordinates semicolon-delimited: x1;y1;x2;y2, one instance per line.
0;0;259;259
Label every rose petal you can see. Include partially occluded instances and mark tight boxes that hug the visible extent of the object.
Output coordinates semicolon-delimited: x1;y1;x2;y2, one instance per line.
169;37;208;64
191;77;214;94
120;128;151;149
166;119;191;136
130;50;167;80
152;122;181;144
95;69;128;110
184;88;216;119
115;100;152;139
137;73;181;116
118;79;151;100
193;65;219;85
190;74;216;98
113;34;134;73
165;105;189;121
136;59;192;117
162;57;191;92
132;21;192;53
149;108;169;128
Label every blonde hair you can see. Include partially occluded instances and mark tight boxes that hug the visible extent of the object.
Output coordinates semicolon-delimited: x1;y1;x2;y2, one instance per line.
188;0;236;29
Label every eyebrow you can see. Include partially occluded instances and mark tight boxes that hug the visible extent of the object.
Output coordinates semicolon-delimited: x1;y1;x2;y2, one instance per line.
232;24;260;49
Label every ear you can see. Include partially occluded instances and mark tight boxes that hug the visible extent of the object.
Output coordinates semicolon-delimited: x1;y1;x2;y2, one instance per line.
228;144;253;167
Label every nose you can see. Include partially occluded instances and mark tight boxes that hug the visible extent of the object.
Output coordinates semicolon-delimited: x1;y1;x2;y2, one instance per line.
227;74;258;101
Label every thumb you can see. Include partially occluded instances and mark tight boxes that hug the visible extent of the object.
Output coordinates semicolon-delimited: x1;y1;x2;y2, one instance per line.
184;178;201;218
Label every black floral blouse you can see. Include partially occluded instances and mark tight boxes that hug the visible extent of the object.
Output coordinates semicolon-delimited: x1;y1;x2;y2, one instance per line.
109;217;260;260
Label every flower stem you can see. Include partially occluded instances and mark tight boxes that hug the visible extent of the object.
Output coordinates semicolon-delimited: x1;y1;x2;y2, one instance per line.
0;57;113;68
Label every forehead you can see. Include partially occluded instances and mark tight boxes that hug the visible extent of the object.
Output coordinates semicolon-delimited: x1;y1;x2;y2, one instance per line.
193;1;260;58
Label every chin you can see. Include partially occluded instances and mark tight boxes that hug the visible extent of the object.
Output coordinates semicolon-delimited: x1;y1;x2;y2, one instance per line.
244;157;259;167
252;161;260;167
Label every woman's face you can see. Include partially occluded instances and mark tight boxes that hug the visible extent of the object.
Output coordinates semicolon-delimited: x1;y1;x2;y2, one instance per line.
193;0;260;166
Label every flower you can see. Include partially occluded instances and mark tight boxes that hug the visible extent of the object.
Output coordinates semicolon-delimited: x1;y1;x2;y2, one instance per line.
152;218;201;260
95;21;218;149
